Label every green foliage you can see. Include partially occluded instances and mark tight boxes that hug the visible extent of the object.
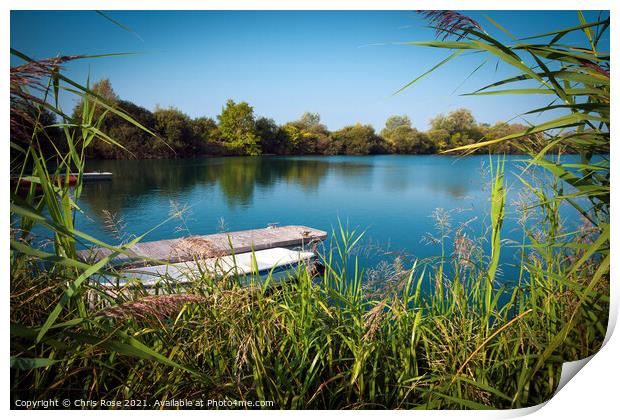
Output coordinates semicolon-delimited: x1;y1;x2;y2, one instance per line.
217;99;261;156
105;100;158;158
256;112;327;155
153;106;194;155
73;80;221;159
429;108;483;152
255;116;284;154
396;127;435;154
404;10;609;222
382;114;412;134
191;116;224;155
332;123;387;155
427;128;450;152
431;108;476;134
400;9;610;397
294;111;323;131
72;78;118;122
67;82;537;159
381;116;435;154
280;123;307;154
10;97;63;160
481;122;531;154
282;112;333;155
11;206;608;408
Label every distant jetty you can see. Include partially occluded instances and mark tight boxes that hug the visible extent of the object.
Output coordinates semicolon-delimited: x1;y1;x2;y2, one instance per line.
79;172;112;181
11;171;112;188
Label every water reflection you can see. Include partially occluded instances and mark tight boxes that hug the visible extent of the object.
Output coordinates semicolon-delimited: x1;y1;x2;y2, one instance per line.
70;154;589;287
81;157;378;219
81;156;491;217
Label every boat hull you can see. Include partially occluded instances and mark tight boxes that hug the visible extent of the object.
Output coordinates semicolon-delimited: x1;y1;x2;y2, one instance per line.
95;247;316;289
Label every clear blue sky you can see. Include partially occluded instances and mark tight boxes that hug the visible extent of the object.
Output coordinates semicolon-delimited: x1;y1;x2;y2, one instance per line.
10;10;609;130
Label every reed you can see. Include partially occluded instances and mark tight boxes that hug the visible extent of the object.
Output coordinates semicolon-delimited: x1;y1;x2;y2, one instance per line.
10;206;608;408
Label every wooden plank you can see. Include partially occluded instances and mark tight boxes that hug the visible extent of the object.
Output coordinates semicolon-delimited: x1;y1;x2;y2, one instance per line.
76;225;327;267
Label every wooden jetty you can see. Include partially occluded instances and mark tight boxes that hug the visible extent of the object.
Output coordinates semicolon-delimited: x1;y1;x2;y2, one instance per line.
77;225;327;268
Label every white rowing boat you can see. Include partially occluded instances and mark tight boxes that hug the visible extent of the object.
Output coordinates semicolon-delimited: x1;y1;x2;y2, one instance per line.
97;247;316;288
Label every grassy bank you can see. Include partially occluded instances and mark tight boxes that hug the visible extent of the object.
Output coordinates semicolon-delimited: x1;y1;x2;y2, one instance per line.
10;201;609;408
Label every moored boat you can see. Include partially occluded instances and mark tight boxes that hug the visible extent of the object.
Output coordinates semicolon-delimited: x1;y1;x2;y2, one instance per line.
96;247;316;288
11;172;112;190
74;172;113;181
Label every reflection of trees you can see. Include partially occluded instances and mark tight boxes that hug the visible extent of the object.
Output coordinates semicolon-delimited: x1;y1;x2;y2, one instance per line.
81;157;370;218
328;160;376;188
80;158;219;218
216;158;262;207
200;157;343;207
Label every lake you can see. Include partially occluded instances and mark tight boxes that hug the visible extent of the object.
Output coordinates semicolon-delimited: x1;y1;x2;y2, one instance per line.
75;155;579;284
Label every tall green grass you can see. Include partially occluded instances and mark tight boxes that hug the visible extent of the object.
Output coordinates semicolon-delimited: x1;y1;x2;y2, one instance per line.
10;11;609;409
10;199;607;408
400;10;610;376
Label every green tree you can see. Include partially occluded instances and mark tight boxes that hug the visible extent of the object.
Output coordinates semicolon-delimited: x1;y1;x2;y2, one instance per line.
389;126;435;154
217;99;261;156
280;124;304;154
255;117;286;154
103;100;157;158
382;115;412;137
73;79;124;158
73;78;118;122
281;112;333;155
191;117;222;155
277;123;319;155
427;128;450;152
430;108;475;133
481;122;535;154
11;97;62;160
429;108;484;152
293;112;323;132
153;106;195;155
381;115;434;154
332;123;385;155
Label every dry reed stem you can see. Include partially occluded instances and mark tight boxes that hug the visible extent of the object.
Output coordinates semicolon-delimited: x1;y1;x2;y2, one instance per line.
417;10;485;40
95;294;207;321
173;236;226;260
450;309;533;385
363;300;386;342
11;55;84;140
235;334;252;386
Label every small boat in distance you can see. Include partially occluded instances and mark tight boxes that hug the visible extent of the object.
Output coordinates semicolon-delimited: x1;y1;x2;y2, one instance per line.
97;247;317;288
11;172;112;189
73;172;113;182
11;174;79;190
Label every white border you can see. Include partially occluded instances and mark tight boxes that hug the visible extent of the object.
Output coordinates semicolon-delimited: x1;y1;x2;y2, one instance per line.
3;1;617;419
2;0;616;11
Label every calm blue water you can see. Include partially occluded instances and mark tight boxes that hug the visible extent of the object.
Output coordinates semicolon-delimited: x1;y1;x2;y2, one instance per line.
73;155;582;284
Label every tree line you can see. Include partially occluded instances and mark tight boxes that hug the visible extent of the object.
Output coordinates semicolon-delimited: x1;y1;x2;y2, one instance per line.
13;78;537;160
